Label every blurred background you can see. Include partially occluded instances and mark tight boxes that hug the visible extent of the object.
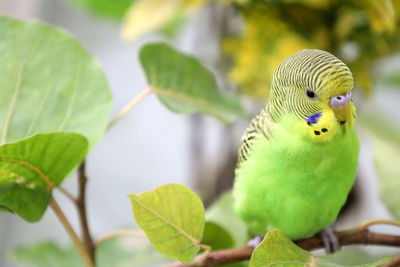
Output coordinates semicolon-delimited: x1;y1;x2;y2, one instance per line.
1;0;400;266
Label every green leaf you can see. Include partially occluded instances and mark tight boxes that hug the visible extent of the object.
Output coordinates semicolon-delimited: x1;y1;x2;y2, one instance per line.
66;0;133;19
96;236;170;267
250;229;393;267
202;221;234;250
160;15;187;38
0;15;112;149
0;205;12;214
12;237;169;267
129;184;205;264
139;42;248;124
249;229;315;267
12;241;84;267
206;191;248;247
0;133;88;222
322;247;394;266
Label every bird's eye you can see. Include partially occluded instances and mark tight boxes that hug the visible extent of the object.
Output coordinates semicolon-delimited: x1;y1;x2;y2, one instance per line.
306;89;317;100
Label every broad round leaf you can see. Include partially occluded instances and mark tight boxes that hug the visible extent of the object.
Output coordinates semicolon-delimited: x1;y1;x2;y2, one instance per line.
0;15;112;149
0;133;88;222
250;229;392;267
12;241;84;267
322;247;394;266
67;0;133;19
202;221;234;250
139;42;247;124
12;238;169;267
249;229;314;267
206;191;248;247
129;184;205;264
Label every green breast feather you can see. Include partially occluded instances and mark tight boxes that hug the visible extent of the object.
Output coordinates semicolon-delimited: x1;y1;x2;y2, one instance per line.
234;114;359;239
233;49;359;240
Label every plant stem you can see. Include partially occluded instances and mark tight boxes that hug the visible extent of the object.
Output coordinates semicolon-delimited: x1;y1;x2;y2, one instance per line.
50;198;94;267
77;161;95;263
199;244;211;252
107;87;153;130
358;219;400;231
56;186;76;203
94;229;147;246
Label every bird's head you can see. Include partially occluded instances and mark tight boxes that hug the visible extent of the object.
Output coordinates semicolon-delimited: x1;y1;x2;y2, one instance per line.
269;49;355;129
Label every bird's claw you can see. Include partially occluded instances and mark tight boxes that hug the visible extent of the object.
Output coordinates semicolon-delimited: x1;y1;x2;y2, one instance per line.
320;226;340;253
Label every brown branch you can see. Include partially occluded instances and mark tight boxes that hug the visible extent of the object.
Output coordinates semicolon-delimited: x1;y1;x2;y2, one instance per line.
165;227;400;267
165;247;254;267
77;161;95;263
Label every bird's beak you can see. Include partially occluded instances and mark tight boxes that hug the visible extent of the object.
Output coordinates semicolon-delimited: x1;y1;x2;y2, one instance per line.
330;91;351;122
332;104;349;122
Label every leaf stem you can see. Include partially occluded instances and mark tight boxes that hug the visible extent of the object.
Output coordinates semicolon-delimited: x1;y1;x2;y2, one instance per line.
56;186;76;203
199;244;211;252
77;161;95;263
50;198;94;267
107;87;153;130
94;229;147;246
357;219;400;231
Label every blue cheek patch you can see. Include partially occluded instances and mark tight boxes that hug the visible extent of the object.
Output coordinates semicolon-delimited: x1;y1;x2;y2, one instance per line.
305;112;322;125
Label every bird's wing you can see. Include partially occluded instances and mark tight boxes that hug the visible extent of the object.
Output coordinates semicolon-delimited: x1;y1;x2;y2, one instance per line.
237;104;274;167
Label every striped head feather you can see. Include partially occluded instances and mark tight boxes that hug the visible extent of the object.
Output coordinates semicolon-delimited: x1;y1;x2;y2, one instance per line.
269;49;354;121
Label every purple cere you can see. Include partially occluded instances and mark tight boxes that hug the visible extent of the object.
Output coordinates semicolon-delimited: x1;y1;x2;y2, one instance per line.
305;112;322;125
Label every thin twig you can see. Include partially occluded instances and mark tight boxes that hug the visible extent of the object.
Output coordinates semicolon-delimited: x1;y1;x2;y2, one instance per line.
107;87;153;130
56;186;76;203
50;198;94;267
357;219;400;231
165;225;400;267
199;244;212;252
95;229;147;246
77;161;95;263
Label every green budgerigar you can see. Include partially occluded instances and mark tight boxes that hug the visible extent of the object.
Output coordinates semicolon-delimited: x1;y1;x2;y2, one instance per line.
233;49;360;245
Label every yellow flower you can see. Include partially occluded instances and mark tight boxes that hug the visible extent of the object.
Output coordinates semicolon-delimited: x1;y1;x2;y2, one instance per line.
360;0;396;33
223;4;313;98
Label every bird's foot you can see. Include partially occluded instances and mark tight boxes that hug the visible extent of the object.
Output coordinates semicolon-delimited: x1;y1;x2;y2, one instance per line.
247;235;263;248
320;226;340;253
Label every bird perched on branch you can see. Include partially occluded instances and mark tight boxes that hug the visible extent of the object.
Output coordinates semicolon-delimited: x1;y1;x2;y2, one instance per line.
233;49;359;252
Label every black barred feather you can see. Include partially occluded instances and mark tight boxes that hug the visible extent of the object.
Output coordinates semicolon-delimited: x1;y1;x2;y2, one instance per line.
237;49;353;167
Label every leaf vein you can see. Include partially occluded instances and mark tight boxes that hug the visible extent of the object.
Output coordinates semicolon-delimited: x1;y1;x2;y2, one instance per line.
58;60;81;131
1;64;24;145
0;158;53;190
132;196;200;246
